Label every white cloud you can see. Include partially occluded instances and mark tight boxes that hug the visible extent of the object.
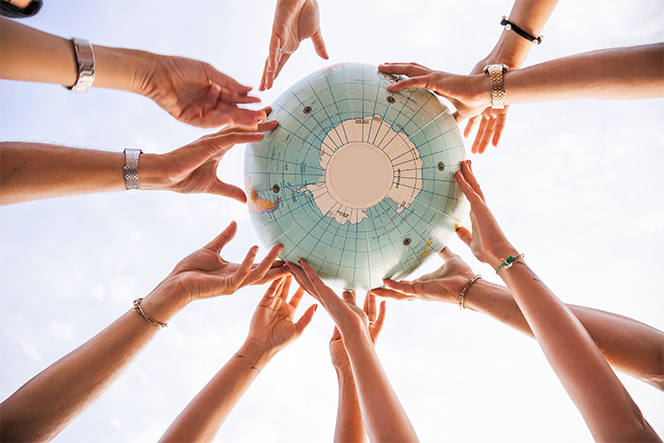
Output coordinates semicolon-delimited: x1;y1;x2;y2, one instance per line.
49;322;74;341
19;340;41;362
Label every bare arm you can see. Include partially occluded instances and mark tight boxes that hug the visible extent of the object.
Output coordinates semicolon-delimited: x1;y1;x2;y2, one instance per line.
374;249;664;392
159;277;316;443
0;224;285;442
287;261;419;443
0;121;276;205
0;17;265;128
330;294;385;443
455;160;660;442
504;43;664;104
380;43;664;122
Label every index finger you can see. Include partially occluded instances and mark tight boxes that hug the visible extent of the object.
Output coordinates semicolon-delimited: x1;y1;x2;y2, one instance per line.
378;62;432;78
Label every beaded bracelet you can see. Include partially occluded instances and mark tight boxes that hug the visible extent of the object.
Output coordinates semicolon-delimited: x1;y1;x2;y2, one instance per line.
133;298;168;328
501;16;543;45
495;253;524;274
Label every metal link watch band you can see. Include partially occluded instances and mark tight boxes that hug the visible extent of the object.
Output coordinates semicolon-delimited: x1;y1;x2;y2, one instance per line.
483;64;509;109
123;148;142;194
68;38;95;93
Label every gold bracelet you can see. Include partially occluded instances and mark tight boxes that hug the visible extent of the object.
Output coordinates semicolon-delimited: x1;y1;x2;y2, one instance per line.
133;298;168;328
459;274;483;310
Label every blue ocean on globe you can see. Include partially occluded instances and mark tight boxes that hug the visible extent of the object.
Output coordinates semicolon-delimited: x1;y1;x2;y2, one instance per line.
244;63;466;290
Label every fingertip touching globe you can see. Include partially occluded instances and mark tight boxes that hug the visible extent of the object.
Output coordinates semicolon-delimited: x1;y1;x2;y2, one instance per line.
245;63;466;290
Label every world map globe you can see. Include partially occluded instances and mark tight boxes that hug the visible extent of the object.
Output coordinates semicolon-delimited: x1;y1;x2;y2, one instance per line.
244;63;467;290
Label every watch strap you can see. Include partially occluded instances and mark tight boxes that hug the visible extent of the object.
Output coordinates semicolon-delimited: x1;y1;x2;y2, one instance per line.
483;64;509;109
68;38;95;93
123;148;142;194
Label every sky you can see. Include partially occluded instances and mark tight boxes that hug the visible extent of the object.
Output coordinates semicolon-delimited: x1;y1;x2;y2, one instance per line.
1;0;663;442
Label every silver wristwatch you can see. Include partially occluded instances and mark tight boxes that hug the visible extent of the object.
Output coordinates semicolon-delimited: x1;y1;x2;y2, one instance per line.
123;148;142;193
483;64;509;109
68;38;95;93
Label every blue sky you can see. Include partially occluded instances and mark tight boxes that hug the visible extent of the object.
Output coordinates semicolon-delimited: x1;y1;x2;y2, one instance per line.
1;0;663;441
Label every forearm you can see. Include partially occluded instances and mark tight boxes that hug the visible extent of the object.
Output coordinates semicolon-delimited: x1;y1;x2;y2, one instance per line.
0;283;187;442
505;44;664;104
344;335;419;443
464;279;664;390
485;0;559;68
0;17;155;93
499;258;659;441
0;142;170;205
333;370;367;443
159;342;275;443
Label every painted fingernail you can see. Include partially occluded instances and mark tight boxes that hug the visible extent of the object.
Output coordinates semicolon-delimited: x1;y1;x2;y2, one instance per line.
283;264;290;271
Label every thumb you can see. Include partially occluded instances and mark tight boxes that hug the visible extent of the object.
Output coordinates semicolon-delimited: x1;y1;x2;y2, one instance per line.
311;30;329;59
456;226;473;247
209;180;248;203
295;304;318;334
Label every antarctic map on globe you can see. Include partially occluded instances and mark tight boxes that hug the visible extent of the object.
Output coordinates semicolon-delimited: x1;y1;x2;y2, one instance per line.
245;63;466;290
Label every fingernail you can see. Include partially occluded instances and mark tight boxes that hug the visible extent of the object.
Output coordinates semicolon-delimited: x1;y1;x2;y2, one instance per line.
283;264;290;271
313;305;318;312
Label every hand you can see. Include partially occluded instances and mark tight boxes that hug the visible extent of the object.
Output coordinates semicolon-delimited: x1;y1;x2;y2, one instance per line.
463;58;511;155
379;62;490;123
330;292;386;373
259;0;329;91
371;247;475;304
153;118;278;202
162;222;287;305
246;276;317;352
141;54;266;129
284;259;369;339
455;160;518;269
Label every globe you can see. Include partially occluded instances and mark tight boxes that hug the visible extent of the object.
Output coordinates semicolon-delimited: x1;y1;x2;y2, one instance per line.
244;63;467;290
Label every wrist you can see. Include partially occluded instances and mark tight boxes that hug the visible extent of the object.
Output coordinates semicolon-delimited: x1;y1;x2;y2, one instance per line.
486;30;532;70
334;365;355;380
237;340;278;369
139;279;191;325
92;45;159;95
137;153;172;191
487;245;521;271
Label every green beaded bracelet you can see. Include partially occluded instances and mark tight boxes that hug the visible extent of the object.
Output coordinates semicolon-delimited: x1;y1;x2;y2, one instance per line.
495;253;524;274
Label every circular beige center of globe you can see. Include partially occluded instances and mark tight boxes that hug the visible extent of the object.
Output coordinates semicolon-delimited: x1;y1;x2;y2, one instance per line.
325;142;393;209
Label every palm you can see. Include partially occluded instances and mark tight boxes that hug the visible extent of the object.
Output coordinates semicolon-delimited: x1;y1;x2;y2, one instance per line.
249;297;301;351
161;222;287;305
413;254;475;303
170;248;247;302
247;279;316;352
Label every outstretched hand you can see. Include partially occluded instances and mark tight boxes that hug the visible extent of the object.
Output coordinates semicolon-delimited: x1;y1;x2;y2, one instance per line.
247;276;317;352
163;222;287;305
284;259;370;338
455;160;517;269
378;62;489;124
141;55;266;129
259;0;328;91
371;247;474;304
156;117;277;202
330;292;385;373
